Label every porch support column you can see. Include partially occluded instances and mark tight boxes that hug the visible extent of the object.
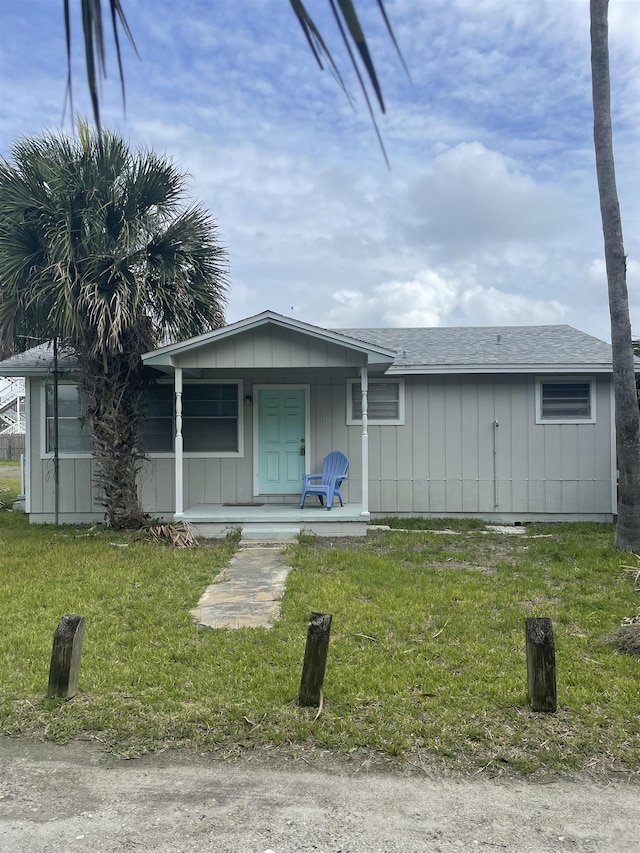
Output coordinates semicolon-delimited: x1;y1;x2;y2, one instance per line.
360;365;370;518
174;366;184;518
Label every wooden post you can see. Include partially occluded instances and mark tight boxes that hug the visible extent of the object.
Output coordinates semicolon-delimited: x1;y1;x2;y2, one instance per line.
525;617;557;712
298;612;332;707
47;615;85;699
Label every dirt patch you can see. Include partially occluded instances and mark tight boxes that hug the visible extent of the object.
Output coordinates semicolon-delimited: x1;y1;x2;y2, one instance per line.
608;619;640;656
0;464;20;479
436;559;497;574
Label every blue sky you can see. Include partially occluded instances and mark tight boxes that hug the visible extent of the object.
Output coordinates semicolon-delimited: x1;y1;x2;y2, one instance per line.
0;0;638;342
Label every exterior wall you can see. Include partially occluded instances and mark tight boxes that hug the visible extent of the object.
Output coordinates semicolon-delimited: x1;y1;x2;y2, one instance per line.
26;378;102;519
139;368;356;510
25;371;614;523
359;374;613;519
174;326;366;370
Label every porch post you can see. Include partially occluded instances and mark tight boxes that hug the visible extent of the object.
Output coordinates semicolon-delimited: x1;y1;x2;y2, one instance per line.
174;366;184;517
360;365;370;518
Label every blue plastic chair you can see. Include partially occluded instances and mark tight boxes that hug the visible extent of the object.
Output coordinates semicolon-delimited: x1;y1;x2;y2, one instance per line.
300;451;349;510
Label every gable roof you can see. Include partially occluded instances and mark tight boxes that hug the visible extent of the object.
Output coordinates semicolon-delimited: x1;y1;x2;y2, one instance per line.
339;325;616;374
0;319;625;378
141;310;397;368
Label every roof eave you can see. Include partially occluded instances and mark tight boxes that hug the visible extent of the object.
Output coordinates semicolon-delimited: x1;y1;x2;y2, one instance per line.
387;363;614;375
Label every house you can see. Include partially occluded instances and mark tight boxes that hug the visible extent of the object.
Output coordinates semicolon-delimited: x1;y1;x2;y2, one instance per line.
0;377;25;435
0;310;620;536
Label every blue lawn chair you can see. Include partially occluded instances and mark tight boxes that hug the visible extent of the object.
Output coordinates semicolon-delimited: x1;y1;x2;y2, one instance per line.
300;451;349;510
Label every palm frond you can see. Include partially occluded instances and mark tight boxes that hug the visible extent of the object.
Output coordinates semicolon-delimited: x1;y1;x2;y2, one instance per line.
144;521;198;548
64;0;138;151
328;0;390;168
63;2;405;164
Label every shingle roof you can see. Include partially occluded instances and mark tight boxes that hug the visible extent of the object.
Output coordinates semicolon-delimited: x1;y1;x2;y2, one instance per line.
0;323;624;377
0;343;79;375
336;325;614;369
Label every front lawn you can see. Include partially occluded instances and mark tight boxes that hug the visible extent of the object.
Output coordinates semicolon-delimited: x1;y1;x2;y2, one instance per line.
1;476;638;774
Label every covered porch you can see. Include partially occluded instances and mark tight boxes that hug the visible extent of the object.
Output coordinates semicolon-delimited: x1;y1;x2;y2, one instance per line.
181;501;368;538
140;311;398;537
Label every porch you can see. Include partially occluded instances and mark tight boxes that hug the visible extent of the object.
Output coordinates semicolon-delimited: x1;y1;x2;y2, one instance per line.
180;501;367;539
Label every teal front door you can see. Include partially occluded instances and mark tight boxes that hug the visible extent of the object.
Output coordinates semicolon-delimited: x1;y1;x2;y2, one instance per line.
258;388;306;494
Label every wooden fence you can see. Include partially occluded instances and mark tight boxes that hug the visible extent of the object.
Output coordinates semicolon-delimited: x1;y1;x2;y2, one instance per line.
0;434;25;461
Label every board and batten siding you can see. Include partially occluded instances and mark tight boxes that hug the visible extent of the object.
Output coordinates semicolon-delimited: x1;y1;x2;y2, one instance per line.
173;326;366;371
139;369;356;509
359;374;613;518
25;370;614;521
27;378;102;520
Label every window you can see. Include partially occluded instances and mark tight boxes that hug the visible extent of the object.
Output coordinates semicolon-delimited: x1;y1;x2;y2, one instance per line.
141;382;242;454
536;377;596;424
347;378;405;425
141;385;174;451
182;383;239;452
45;383;92;453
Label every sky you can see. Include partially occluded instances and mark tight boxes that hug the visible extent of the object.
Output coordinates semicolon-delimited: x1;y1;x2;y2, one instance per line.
0;0;638;344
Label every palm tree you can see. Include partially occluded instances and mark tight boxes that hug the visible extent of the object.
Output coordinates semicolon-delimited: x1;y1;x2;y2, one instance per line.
590;0;640;552
0;124;228;528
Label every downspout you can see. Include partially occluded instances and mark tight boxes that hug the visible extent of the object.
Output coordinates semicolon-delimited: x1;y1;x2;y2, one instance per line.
53;336;59;526
174;365;184;517
493;419;499;509
24;378;31;514
360;364;370;518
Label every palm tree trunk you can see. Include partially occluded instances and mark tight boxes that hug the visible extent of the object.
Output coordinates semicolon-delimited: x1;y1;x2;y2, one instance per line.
78;351;149;529
590;0;640;551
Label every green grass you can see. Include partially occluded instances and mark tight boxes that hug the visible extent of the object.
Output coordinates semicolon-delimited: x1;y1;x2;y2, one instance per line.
1;477;638;775
375;515;486;530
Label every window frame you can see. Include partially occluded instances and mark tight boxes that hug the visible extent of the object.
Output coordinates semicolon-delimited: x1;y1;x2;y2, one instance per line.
535;376;596;424
346;377;405;426
142;379;245;458
41;379;245;459
40;380;93;458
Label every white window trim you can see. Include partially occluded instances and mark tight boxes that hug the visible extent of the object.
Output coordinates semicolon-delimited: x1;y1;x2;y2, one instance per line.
40;379;92;459
535;376;596;425
346;377;405;426
144;378;244;458
41;378;245;459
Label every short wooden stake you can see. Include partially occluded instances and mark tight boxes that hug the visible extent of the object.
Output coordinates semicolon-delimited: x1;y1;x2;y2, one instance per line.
298;612;332;707
525;617;557;712
47;614;85;699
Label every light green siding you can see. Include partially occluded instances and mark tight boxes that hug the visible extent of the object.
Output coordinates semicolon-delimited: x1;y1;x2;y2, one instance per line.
25;371;615;522
174;326;366;370
363;374;613;517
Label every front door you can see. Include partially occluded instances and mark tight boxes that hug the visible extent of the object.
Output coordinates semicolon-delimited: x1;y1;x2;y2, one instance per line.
256;387;306;494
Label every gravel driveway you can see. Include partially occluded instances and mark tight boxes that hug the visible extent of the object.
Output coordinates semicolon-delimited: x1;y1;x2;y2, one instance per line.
1;739;638;852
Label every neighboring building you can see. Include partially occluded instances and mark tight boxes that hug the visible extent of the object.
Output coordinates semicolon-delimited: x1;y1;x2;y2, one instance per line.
0;377;25;434
0;311;625;535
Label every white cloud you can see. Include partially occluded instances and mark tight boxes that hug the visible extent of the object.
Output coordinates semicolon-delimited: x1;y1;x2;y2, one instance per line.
318;265;569;330
408;142;573;249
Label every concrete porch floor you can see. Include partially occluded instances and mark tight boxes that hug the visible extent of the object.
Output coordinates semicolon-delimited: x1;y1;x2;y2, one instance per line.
180;502;367;538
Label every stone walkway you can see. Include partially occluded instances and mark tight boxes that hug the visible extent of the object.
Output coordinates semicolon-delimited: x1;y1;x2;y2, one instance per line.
190;544;290;629
190;524;526;630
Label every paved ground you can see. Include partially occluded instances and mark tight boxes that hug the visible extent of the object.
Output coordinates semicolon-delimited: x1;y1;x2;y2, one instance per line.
1;739;638;853
191;544;290;628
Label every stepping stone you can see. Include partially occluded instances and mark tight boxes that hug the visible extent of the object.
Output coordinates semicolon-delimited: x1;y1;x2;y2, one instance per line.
191;546;290;629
